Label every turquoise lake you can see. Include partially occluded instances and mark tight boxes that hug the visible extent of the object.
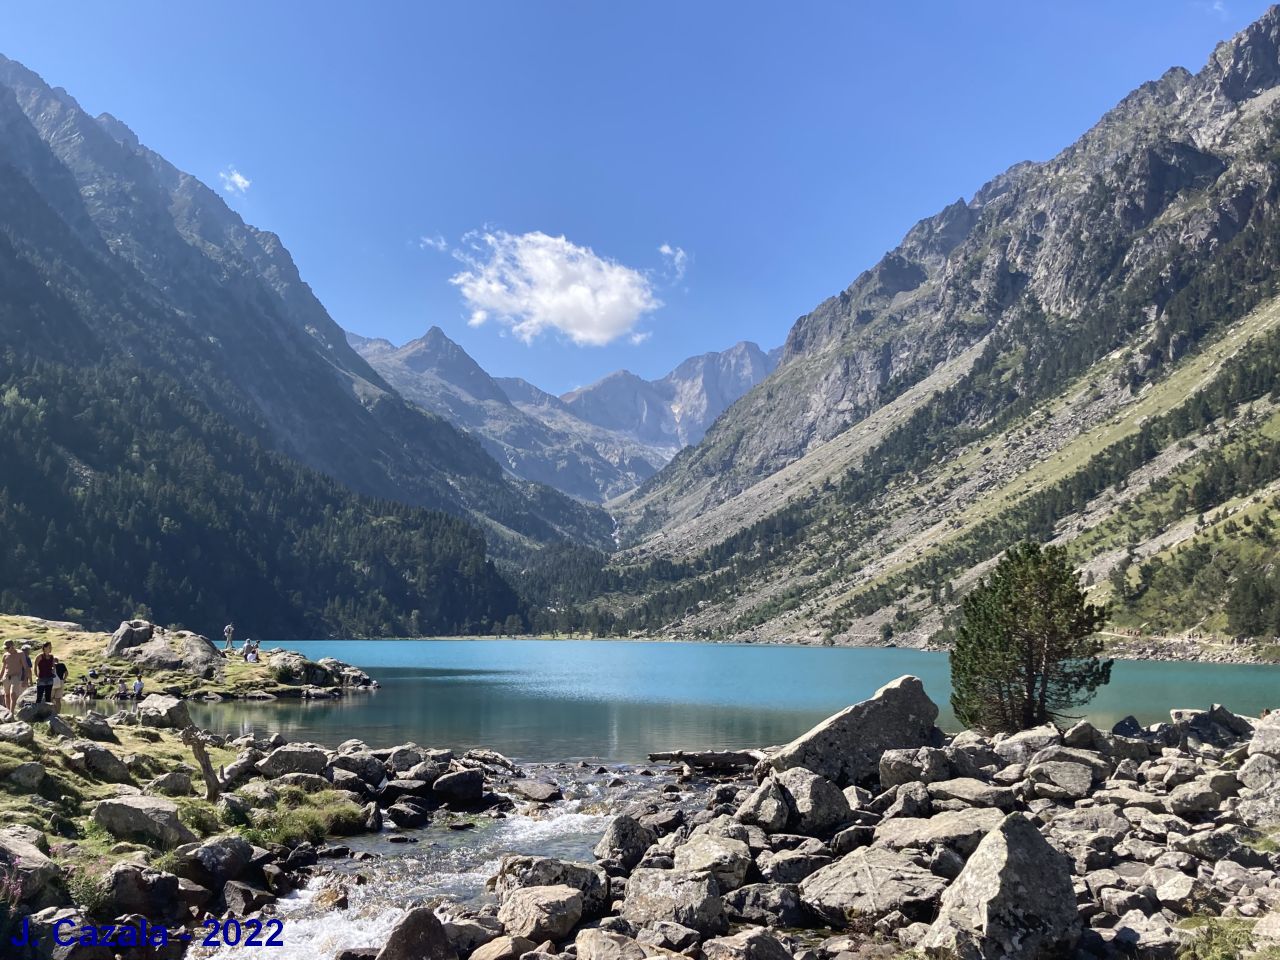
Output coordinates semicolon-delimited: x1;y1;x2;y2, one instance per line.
189;639;1280;763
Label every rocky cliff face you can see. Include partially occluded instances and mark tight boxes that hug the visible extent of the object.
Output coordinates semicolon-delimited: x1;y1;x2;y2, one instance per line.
352;328;777;502
588;7;1280;647
617;7;1280;543
0;54;611;554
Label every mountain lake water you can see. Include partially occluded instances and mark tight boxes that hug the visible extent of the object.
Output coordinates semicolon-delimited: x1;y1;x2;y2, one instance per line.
190;638;1280;762
180;638;1280;958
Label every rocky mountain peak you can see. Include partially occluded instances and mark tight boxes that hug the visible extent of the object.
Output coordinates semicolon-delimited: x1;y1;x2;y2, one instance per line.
95;112;140;148
1210;3;1280;101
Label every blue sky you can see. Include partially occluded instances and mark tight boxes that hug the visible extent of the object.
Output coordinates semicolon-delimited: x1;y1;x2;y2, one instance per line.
0;1;1272;393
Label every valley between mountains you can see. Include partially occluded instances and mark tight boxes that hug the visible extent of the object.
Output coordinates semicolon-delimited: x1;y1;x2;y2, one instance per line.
6;12;1280;653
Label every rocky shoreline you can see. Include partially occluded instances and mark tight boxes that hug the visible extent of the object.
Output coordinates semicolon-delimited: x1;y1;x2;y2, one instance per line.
3;674;1280;959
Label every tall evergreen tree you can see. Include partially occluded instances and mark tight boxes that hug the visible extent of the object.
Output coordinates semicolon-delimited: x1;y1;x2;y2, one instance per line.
950;542;1111;733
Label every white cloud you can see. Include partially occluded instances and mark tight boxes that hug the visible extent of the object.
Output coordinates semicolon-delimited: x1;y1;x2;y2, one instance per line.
629;331;652;345
658;242;688;281
450;230;661;346
218;166;251;195
419;234;448;252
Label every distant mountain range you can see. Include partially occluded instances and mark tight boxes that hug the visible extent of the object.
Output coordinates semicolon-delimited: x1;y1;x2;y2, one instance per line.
349;327;778;502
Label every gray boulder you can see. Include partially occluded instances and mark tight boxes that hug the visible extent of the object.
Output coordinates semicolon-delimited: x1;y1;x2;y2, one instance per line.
594;815;657;870
757;848;830;884
1238;752;1280;791
105;862;180;919
799;847;946;930
574;930;652;960
147;770;193;796
376;906;458;960
267;650;337;686
927;778;1016;811
918;813;1080;960
331;751;388;786
433;767;484;804
136;694;193;730
173;834;254;886
622;868;728;936
65;739;131;783
873;808;1006;858
993;724;1061;765
106;619;154;656
673;834;751;891
1026;760;1093;800
879;746;951;788
471;935;537;960
1248;711;1280;758
0;720;34;746
775;767;851;835
0;825;64;908
73;712;116;742
6;761;44;790
735;778;790;832
722;883;808;927
255;743;329;778
763;675;940;787
491;855;609;917
92;796;196;847
701;929;793;960
636;921;700;952
510;779;563;802
496;884;584;941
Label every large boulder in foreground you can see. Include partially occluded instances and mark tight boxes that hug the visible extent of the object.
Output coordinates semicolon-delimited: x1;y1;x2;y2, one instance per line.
0;825;64;909
490;855;610;918
918;813;1080;960
762;675;940;787
799;847;946;930
377;906;458;960
622;868;728;937
496;884;584;942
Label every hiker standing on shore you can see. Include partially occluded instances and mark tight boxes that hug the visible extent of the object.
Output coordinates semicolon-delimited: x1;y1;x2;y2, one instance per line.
224;622;235;651
1;640;25;714
33;642;56;705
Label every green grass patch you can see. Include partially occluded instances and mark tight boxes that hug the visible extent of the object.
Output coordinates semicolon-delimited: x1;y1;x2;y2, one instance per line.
240;789;365;847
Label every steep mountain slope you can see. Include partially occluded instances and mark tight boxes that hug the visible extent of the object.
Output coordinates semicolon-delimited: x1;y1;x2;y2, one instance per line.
580;8;1280;649
349;327;666;501
616;13;1280;543
0;54;611;555
351;327;776;501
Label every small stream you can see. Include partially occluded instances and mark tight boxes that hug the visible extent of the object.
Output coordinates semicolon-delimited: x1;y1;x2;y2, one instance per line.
190;763;693;960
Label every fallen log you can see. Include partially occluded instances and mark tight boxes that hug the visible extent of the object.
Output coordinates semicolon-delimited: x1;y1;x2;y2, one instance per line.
648;749;766;771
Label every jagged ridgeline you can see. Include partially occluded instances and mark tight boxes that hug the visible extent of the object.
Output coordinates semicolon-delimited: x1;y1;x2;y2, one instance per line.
570;10;1280;644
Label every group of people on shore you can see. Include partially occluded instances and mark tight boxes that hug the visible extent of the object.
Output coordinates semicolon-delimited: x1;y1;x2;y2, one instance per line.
223;622;261;662
1;638;69;714
67;670;145;705
1;638;151;715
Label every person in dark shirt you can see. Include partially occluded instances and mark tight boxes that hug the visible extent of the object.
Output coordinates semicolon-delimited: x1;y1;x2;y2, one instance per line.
34;642;56;704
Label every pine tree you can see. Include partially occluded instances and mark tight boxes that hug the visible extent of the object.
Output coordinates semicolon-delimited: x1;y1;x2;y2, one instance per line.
950;541;1111;733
